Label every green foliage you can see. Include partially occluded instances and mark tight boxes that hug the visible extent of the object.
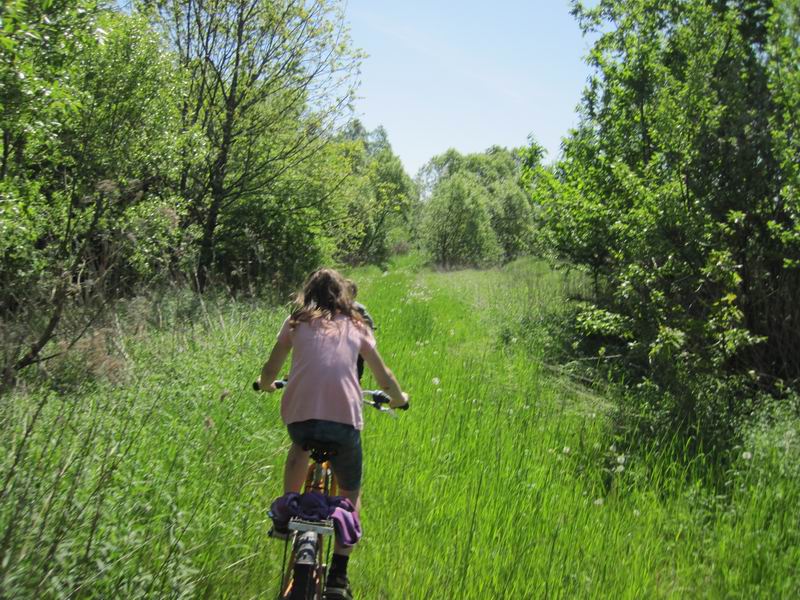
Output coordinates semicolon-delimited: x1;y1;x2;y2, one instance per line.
526;0;800;446
144;0;363;292
0;1;100;163
485;177;534;263
767;0;800;271
0;1;414;387
525;135;614;276
0;7;185;282
421;172;501;268
334;122;417;266
214;139;349;292
0;6;191;385
419;146;533;267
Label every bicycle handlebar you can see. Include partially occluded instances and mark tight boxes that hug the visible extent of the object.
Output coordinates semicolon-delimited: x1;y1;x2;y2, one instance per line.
362;388;410;411
253;378;409;411
252;379;286;391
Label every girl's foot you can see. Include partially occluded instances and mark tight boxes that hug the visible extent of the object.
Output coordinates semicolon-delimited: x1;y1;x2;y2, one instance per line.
323;572;353;600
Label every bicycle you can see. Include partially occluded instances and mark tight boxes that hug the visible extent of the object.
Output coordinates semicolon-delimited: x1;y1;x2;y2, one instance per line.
253;379;408;600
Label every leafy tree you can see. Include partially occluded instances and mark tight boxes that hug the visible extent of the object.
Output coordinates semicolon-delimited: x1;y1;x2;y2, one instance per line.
418;146;533;265
354;148;415;263
416;148;465;200
0;0;100;179
214;136;354;291
486;177;535;263
333;120;416;265
0;8;186;389
421;172;501;268
767;0;800;303
527;0;800;443
142;0;362;291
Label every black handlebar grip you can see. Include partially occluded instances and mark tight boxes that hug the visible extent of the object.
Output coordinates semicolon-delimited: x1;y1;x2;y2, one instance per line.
370;391;409;410
372;390;391;404
253;379;287;391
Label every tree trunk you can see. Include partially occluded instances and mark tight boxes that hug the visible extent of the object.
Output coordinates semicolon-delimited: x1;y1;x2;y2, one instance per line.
196;199;220;293
1;129;10;180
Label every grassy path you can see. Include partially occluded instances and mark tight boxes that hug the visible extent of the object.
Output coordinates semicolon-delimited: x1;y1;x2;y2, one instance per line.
315;260;797;599
350;262;647;599
1;259;797;598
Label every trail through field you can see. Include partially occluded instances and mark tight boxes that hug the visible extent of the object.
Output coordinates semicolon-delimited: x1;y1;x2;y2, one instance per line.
345;261;643;599
323;261;796;599
3;259;795;599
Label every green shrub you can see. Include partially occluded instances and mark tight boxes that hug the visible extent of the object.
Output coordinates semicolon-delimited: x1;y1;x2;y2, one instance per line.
421;173;502;268
524;0;800;450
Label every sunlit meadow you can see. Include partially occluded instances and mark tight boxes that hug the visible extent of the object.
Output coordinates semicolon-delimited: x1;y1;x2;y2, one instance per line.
1;257;798;598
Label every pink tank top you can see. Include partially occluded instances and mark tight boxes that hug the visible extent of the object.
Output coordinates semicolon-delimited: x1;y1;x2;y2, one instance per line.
277;315;376;430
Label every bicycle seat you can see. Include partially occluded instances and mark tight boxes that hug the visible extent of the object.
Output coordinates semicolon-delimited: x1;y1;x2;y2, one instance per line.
303;441;338;463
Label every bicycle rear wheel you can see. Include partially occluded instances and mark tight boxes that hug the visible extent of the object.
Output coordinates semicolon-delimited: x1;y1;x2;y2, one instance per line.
293;531;319;597
282;533;327;599
278;459;337;599
285;564;314;600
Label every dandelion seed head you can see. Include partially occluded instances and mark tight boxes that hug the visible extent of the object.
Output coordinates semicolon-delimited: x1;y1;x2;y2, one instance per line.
562;446;571;455
432;377;441;385
742;451;753;460
617;454;626;465
593;498;604;506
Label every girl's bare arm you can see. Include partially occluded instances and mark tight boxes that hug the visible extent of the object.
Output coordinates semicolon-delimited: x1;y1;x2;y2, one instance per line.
258;339;291;392
361;344;408;408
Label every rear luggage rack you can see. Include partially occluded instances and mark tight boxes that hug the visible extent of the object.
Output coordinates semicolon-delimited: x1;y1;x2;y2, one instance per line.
288;517;335;536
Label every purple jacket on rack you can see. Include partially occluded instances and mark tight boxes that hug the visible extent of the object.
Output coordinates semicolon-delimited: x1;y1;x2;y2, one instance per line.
270;491;362;547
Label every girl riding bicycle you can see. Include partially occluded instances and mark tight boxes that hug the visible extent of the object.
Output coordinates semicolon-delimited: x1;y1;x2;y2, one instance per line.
258;268;408;600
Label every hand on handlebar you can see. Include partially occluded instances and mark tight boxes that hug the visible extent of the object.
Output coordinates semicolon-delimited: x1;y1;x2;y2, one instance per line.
253;379;285;392
389;392;410;410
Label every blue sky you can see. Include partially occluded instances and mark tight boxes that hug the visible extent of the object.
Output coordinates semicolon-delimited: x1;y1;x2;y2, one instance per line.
343;1;594;176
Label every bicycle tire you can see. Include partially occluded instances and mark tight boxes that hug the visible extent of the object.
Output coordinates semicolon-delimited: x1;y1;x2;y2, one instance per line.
288;561;316;600
279;461;336;600
281;531;323;600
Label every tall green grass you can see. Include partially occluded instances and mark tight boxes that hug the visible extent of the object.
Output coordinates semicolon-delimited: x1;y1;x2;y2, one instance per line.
1;257;798;598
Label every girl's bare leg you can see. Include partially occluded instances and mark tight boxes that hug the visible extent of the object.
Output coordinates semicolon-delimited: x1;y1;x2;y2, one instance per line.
284;443;310;493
